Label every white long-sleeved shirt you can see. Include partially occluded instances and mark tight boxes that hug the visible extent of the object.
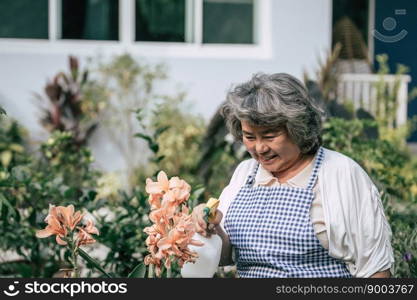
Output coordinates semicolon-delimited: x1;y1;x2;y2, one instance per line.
216;147;394;277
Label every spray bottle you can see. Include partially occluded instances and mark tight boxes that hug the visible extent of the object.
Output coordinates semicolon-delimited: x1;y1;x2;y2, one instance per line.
181;198;222;277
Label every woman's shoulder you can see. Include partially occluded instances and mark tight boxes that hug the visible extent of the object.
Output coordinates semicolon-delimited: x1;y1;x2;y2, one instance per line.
321;147;373;184
235;158;257;172
322;148;364;171
229;158;257;186
322;147;354;166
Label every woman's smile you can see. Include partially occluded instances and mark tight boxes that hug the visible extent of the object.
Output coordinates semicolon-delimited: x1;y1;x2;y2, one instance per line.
258;154;279;164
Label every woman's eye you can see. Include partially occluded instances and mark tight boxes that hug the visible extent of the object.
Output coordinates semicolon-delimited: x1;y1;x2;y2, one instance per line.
245;136;255;140
264;136;275;139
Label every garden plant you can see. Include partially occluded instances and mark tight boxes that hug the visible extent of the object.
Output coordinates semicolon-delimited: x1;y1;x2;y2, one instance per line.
0;54;416;278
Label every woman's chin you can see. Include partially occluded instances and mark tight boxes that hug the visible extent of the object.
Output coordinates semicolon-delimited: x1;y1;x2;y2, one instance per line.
259;163;280;175
259;156;278;166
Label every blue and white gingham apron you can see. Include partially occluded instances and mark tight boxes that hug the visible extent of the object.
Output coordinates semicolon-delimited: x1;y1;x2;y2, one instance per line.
224;147;352;278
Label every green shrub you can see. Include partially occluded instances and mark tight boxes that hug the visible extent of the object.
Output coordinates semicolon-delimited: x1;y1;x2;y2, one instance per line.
322;117;417;277
0;118;100;277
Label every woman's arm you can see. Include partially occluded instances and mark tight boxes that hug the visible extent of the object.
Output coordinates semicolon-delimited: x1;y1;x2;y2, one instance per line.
320;152;395;277
215;224;234;266
370;269;391;278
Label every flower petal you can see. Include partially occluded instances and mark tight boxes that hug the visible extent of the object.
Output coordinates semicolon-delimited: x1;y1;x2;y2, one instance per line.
157;237;172;251
85;219;99;235
145;182;164;194
58;205;74;228
155;265;162;277
45;205;57;222
190;239;204;247
157;171;168;187
164;257;172;269
36;228;54;238
56;235;67;245
71;211;84;230
168;177;181;189
148;194;161;209
48;216;66;235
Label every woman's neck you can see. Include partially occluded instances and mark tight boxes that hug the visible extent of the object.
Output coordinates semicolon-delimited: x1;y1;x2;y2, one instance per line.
272;153;314;183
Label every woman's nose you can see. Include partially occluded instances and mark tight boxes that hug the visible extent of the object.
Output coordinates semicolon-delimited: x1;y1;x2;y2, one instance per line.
255;141;269;154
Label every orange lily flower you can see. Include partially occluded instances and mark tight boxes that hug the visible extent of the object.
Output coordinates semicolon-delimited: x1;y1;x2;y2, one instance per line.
36;213;68;245
168;177;191;204
36;204;96;247
36;204;83;245
144;222;166;237
76;219;99;246
144;171;203;277
145;171;169;195
156;214;203;260
84;219;99;235
149;192;178;225
144;255;162;277
148;194;161;210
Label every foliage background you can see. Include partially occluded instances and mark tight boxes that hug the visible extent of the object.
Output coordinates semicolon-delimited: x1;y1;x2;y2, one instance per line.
0;54;416;278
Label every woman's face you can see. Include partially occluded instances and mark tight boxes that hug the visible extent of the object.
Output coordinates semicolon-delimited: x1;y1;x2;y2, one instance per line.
241;120;303;175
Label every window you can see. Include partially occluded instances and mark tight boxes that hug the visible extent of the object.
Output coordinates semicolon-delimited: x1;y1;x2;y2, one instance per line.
61;0;119;40
135;0;254;44
0;0;271;59
0;0;48;39
135;0;186;42
203;0;254;44
0;0;256;44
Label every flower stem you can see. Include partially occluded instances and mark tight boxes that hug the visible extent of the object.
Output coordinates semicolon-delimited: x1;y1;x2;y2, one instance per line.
66;237;79;278
71;249;79;278
148;264;154;278
166;267;172;278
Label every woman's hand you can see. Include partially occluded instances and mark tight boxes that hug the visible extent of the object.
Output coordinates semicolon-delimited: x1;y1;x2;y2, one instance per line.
192;203;233;265
191;203;223;237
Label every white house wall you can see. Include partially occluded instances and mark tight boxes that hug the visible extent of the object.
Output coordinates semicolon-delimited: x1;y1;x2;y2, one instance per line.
0;0;332;172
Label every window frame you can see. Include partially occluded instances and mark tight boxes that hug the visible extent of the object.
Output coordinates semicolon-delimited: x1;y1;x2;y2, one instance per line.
0;0;272;59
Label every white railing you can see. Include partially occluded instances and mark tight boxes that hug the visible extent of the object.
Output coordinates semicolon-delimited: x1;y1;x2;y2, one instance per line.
337;73;411;127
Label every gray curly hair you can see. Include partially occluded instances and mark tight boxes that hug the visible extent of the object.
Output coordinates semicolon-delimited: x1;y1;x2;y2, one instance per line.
221;73;324;155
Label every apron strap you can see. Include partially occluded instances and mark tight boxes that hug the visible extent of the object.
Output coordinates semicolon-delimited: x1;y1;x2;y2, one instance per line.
245;161;260;186
245;147;324;189
306;146;324;190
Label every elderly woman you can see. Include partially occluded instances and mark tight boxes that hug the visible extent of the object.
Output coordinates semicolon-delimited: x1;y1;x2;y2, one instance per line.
190;73;394;278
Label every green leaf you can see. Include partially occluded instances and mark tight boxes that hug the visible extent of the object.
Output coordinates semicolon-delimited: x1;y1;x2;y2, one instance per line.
0;193;16;217
127;262;146;278
87;190;98;201
11;166;31;182
156;155;165;163
192;187;205;199
134;133;153;145
135;109;143;121
150;143;159;153
64;187;77;198
154;126;170;138
78;248;112;278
